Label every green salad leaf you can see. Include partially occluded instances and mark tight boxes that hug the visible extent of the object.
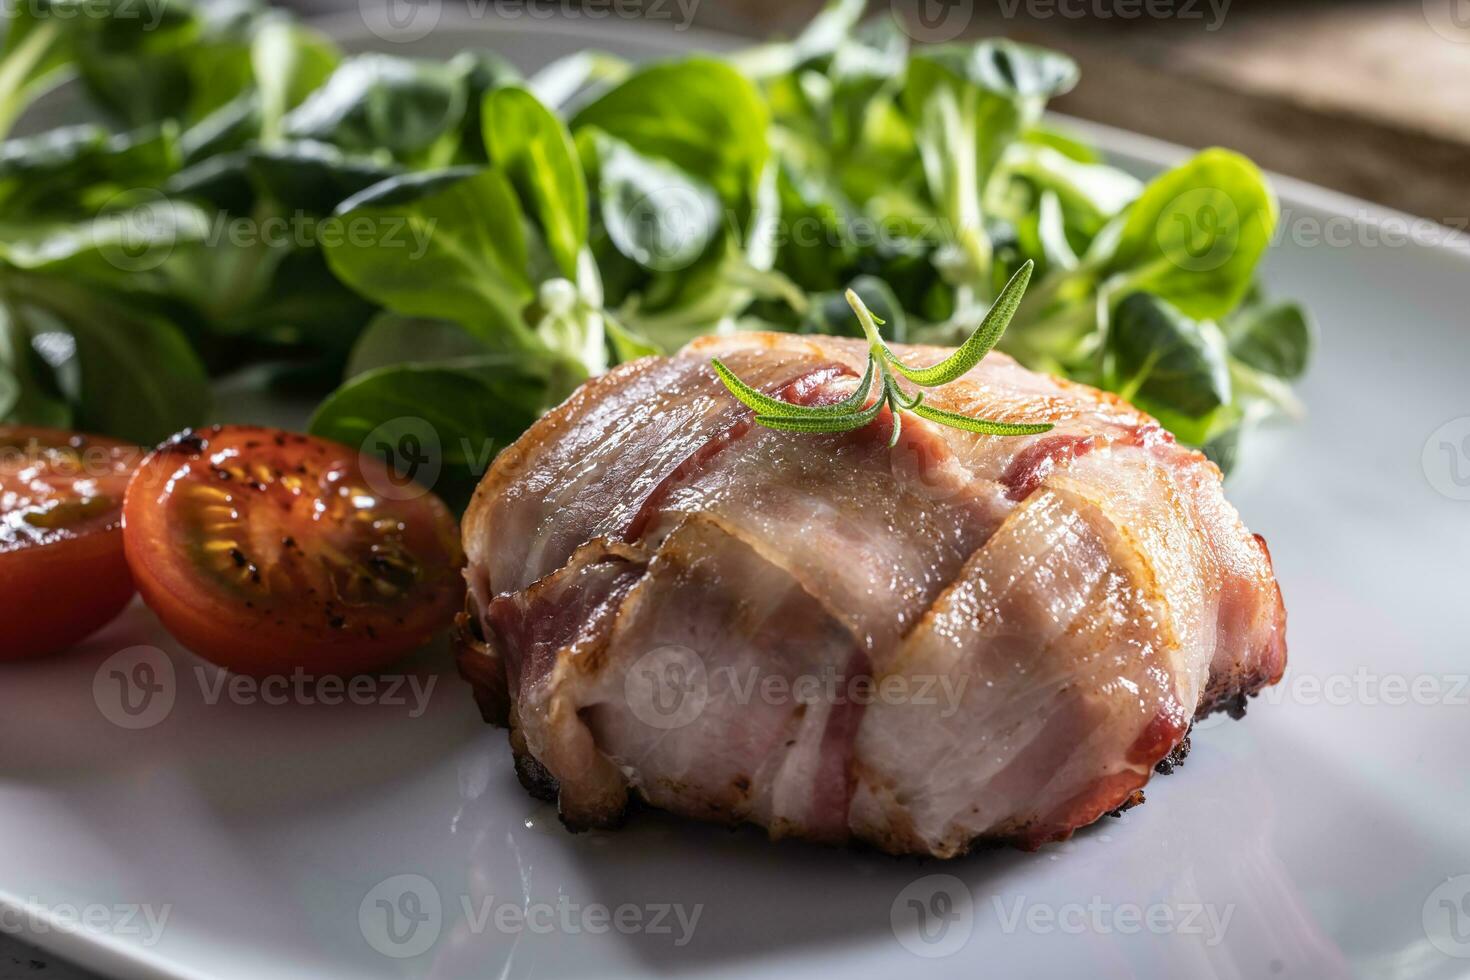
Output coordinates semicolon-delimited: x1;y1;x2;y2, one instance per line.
1107;291;1231;420
1103;148;1277;321
588;131;721;273
1226;299;1314;380
284;53;467;166
0;0;1313;500
572;58;769;214
324;167;535;347
309;359;543;509
483;86;587;279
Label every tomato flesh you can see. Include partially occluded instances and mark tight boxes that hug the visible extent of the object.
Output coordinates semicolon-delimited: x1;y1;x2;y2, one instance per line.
1;426;140;661
123;425;465;676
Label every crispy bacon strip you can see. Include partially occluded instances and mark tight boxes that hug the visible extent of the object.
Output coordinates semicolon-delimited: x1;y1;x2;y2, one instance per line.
457;334;1287;857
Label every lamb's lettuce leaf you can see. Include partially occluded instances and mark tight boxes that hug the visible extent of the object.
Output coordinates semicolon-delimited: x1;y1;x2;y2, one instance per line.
309;359;546;509
284;54;467;167
1102;148;1277;321
572;58;770;216
1226;299;1314;380
0;0;1310;486
483;86;587;279
323;167;536;349
587;131;721;274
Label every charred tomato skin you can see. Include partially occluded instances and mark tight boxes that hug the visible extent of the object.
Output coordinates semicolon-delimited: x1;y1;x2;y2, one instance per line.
123;425;465;677
0;426;140;662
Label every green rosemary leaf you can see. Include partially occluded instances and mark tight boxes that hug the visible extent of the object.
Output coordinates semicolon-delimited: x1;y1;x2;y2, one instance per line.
754;397;885;433
889;261;1034;387
711;357;798;415
714;260;1050;445
910;402;1053;436
711;355;876;419
896;389;924;410
886;392;904;448
824;355;877;414
753;414;860;433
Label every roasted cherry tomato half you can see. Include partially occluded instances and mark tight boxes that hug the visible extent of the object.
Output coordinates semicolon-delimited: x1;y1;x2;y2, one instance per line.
1;426;140;661
123;426;465;677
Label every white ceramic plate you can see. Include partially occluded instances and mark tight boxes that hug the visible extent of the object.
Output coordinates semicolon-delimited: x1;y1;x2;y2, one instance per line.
4;13;1470;980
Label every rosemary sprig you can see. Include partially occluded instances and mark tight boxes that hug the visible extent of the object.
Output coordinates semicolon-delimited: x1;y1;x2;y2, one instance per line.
712;261;1054;447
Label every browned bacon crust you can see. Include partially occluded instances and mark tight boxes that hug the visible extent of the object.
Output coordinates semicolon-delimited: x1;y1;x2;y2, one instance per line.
456;333;1287;857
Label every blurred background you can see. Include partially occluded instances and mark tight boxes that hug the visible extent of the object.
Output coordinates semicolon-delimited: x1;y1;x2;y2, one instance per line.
275;0;1470;224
